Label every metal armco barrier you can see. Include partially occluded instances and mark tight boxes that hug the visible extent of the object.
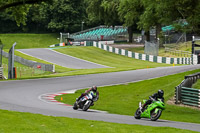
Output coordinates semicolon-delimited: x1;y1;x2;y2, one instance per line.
2;51;54;72
181;87;200;107
0;67;3;79
175;72;200;107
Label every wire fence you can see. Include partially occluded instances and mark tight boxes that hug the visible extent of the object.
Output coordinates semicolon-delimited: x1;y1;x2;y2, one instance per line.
164;47;192;57
2;64;48;79
144;41;159;56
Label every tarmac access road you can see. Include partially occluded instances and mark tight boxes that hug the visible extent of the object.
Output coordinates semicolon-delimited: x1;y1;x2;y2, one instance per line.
0;65;200;131
17;48;109;69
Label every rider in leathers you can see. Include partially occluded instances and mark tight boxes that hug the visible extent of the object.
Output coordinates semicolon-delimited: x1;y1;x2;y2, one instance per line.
77;86;99;102
141;90;164;112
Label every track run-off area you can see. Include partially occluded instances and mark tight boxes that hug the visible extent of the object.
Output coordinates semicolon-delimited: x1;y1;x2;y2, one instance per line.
0;64;200;131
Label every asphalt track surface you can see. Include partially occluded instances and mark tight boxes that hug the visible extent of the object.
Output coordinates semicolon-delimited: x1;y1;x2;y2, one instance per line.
0;65;200;131
17;48;108;69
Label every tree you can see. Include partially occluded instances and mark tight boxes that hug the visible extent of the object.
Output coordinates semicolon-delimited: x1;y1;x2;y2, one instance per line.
101;0;121;26
118;0;143;42
0;0;49;11
85;0;104;25
138;0;200;42
85;0;121;26
32;0;87;33
0;0;50;26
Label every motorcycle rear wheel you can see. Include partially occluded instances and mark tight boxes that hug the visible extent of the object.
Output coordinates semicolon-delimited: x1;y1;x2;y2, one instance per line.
150;109;162;121
134;108;141;119
73;102;78;110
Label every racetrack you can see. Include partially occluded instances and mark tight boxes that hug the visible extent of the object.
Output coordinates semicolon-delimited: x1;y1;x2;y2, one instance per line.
17;48;109;69
0;65;200;131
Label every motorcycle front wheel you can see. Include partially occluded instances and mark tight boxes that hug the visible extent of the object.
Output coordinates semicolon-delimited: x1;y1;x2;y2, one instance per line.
150;109;162;121
134;108;141;119
83;100;92;111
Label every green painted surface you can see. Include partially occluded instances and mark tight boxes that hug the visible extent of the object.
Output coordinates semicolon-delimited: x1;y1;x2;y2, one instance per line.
125;50;128;56
107;45;109;51
139;53;142;60
170;58;174;64
182;96;200;101
112;47;115;53
182;87;200;92
153;56;157;62
132;52;135;58
119;49;122;55
177;58;180;64
162;57;166;63
181;93;200;98
182;101;199;107
182;99;199;104
146;55;149;61
101;44;103;49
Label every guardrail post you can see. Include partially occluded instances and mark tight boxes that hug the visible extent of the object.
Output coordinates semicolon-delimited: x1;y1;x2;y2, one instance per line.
175;86;179;104
8;42;17;79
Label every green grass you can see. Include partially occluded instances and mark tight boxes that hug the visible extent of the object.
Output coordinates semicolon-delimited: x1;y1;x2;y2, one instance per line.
0;109;197;133
54;46;172;69
55;69;200;124
0;34;59;49
192;79;200;89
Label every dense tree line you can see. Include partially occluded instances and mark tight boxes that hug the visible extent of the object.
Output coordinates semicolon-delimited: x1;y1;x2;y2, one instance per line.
0;0;89;33
1;0;200;42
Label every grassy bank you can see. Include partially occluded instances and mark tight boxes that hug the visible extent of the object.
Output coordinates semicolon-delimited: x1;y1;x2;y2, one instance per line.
55;69;200;124
0;109;197;133
0;34;59;49
54;46;172;68
192;79;200;89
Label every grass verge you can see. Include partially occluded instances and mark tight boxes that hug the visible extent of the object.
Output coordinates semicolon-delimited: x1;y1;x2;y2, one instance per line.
54;46;173;69
55;69;200;124
0;34;59;49
192;79;200;89
0;109;197;133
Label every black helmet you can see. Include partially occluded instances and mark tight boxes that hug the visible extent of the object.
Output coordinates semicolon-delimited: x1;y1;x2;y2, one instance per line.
158;90;164;97
92;86;97;92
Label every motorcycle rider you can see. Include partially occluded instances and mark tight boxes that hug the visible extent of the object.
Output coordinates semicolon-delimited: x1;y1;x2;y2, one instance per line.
76;86;99;102
141;90;164;112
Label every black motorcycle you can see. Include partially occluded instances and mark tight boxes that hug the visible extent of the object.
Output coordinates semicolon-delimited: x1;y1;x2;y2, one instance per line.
73;91;98;111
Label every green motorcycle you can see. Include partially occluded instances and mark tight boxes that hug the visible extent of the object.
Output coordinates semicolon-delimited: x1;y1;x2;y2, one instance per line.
134;98;165;121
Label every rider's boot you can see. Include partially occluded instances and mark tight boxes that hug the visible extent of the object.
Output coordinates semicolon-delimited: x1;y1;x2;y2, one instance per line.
90;102;94;106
